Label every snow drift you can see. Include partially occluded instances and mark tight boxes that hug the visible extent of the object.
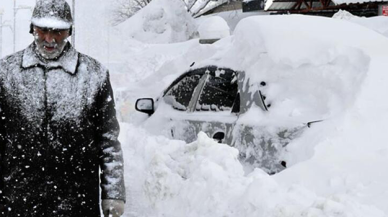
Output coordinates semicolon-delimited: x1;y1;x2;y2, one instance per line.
121;124;385;217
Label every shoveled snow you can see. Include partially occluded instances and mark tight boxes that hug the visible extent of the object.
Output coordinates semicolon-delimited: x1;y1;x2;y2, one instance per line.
120;124;385;217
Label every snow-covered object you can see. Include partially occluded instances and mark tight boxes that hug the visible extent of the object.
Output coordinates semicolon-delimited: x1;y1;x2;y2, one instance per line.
31;0;73;29
198;16;230;40
116;0;197;44
119;15;388;215
95;9;388;216
131;15;372;175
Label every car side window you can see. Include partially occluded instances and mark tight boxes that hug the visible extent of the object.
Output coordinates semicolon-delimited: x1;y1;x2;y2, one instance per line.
164;74;202;111
196;69;238;112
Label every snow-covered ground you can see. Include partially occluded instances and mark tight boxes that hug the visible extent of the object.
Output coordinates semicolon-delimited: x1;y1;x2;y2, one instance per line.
110;2;388;216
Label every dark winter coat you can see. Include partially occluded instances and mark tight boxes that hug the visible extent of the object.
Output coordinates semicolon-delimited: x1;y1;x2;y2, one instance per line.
0;42;125;217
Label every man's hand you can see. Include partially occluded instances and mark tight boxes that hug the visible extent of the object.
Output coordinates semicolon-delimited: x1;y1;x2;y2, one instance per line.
102;199;125;217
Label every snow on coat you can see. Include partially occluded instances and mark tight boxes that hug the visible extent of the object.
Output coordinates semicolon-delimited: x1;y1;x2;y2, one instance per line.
0;42;125;217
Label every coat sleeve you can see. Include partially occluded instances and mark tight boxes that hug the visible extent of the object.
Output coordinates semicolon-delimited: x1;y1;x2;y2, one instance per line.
96;72;126;202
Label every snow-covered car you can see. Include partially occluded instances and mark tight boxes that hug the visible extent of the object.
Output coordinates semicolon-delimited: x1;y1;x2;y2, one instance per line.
135;65;314;174
134;15;369;174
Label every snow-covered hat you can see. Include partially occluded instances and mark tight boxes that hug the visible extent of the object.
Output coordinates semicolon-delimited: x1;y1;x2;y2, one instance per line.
30;0;73;33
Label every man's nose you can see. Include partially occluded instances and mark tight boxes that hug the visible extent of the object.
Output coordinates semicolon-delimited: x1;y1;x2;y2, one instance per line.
44;32;55;43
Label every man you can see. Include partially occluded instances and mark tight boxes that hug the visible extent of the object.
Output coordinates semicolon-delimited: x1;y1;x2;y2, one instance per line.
0;0;125;216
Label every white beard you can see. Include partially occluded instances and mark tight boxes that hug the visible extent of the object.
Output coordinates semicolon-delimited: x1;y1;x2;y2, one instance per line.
34;36;68;60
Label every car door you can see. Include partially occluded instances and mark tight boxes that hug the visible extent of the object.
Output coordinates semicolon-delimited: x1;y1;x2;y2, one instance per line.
163;66;239;144
229;74;307;174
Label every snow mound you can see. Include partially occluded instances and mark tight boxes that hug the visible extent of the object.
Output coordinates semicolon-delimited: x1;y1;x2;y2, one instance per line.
120;124;386;217
116;0;197;44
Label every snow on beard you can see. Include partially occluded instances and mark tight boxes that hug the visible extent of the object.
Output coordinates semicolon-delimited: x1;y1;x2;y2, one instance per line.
33;30;68;60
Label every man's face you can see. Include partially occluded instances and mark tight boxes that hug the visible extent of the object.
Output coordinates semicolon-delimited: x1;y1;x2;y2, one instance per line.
33;26;70;60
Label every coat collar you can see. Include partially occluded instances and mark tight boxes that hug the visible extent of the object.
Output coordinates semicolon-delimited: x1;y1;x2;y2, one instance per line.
22;42;79;75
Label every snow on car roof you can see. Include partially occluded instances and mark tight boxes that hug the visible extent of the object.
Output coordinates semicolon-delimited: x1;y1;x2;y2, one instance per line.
193;15;388;125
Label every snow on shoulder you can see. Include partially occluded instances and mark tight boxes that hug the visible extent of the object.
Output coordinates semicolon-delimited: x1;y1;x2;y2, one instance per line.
116;0;197;44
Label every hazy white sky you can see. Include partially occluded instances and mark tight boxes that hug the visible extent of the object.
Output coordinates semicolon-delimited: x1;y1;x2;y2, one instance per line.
0;0;113;65
0;0;37;57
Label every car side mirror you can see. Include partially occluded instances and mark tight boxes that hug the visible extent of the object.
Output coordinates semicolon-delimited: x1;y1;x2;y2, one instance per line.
135;98;155;115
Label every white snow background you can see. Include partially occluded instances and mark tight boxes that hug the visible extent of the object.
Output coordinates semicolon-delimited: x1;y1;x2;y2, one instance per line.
1;0;388;216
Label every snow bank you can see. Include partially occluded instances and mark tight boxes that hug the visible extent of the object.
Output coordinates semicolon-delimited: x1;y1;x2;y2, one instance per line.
120;123;385;217
115;0;197;44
